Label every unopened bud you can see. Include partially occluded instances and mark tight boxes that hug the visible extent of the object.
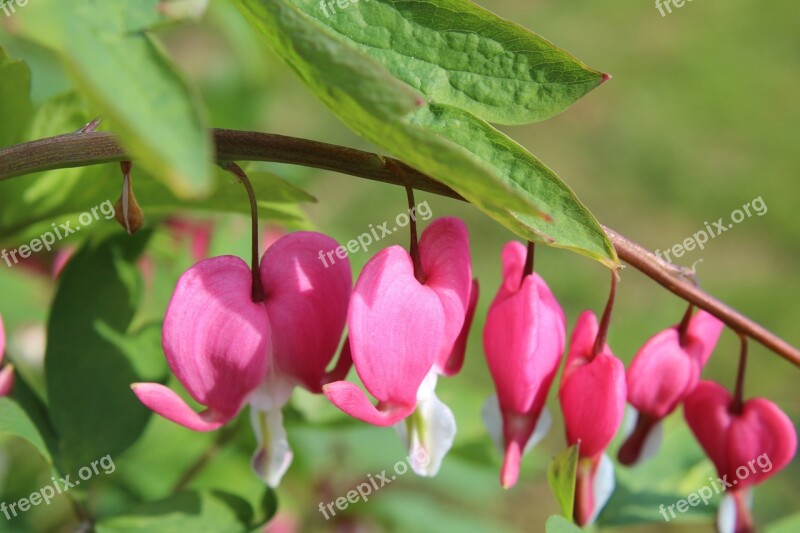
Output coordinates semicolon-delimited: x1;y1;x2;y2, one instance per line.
114;161;144;235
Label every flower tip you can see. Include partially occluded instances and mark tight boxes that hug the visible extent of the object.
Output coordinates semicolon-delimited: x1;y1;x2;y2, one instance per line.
601;72;613;83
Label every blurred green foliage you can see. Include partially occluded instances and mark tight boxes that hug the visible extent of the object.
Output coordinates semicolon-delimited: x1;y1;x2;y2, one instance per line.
0;0;797;531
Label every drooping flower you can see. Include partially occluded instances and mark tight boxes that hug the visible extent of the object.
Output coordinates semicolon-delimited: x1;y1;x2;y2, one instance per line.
324;217;472;476
0;315;14;397
482;241;565;488
559;310;627;526
619;309;724;465
684;380;797;533
133;231;351;486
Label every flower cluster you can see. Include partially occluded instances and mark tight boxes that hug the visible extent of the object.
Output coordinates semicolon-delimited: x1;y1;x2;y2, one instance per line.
130;211;795;532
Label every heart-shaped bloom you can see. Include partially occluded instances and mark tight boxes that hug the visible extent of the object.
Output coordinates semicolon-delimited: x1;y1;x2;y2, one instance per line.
619;309;724;465
684;380;797;532
133;231;351;486
481;241;565;488
0;315;14;397
324;217;472;476
559;310;627;526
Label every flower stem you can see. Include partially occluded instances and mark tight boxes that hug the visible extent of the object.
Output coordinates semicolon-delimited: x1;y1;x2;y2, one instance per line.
732;334;748;415
221;162;264;302
593;271;617;358
521;241;535;286
400;176;423;282
678;303;694;345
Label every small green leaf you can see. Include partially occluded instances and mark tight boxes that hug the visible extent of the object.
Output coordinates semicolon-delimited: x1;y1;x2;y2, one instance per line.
95;490;255;533
0;47;34;148
548;443;580;520
293;0;607;125
15;0;213;198
0;397;52;464
545;514;583;533
45;231;156;473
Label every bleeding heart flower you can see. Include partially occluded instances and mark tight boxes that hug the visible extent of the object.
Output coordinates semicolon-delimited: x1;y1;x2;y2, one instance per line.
684;380;797;532
324;217;472;476
0;315;14;397
133;231;351;487
619;309;724;465
559;310;627;526
481;241;565;488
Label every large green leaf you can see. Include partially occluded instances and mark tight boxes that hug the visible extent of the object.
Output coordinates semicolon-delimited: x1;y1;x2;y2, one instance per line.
410;104;617;266
44;231;158;473
293;0;607;125
0;47;34;148
545;515;583;533
13;0;213;198
231;2;544;225
94;491;255;533
233;0;618;266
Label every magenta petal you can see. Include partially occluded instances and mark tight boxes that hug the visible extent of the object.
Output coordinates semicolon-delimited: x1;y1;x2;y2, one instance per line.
420;218;473;368
684;309;724;366
348;246;446;409
727;398;797;489
626;328;697;419
323;381;415;426
683;381;733;478
160;256;270;426
261;232;351;393
131;383;230;431
440;279;479;377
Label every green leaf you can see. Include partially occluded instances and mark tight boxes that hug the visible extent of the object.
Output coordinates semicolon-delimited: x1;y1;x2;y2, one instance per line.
233;3;546;223
545;515;583;533
44;231;156;473
14;0;213;198
234;0;618;266
548;444;579;520
410;104;617;266
0;47;34;148
0;397;52;464
293;0;607;125
95;490;255;533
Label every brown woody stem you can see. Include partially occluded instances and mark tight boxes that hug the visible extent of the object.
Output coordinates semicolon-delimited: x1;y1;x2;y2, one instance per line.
1;129;798;367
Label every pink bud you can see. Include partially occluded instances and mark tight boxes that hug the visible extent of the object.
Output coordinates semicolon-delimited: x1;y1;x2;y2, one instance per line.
324;217;471;427
559;310;626;526
560;311;627;460
482;241;565;488
684;381;796;491
620;310;723;464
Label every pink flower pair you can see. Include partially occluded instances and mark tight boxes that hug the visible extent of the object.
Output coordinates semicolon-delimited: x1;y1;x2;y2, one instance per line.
133;231;352;486
482;244;626;526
